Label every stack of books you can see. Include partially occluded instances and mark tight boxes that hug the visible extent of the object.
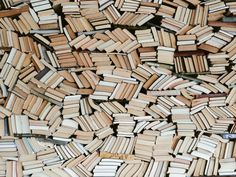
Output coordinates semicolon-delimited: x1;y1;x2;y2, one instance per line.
62;2;80;15
226;1;236;16
120;0;141;12
93;158;123;177
172;107;196;137
0;0;236;176
177;35;197;51
137;0;159;14
30;0;58;30
113;113;135;137
174;55;209;73
206;0;228;21
208;52;229;74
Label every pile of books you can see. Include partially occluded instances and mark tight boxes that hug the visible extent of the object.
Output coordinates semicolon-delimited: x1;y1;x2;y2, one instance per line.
0;0;236;176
